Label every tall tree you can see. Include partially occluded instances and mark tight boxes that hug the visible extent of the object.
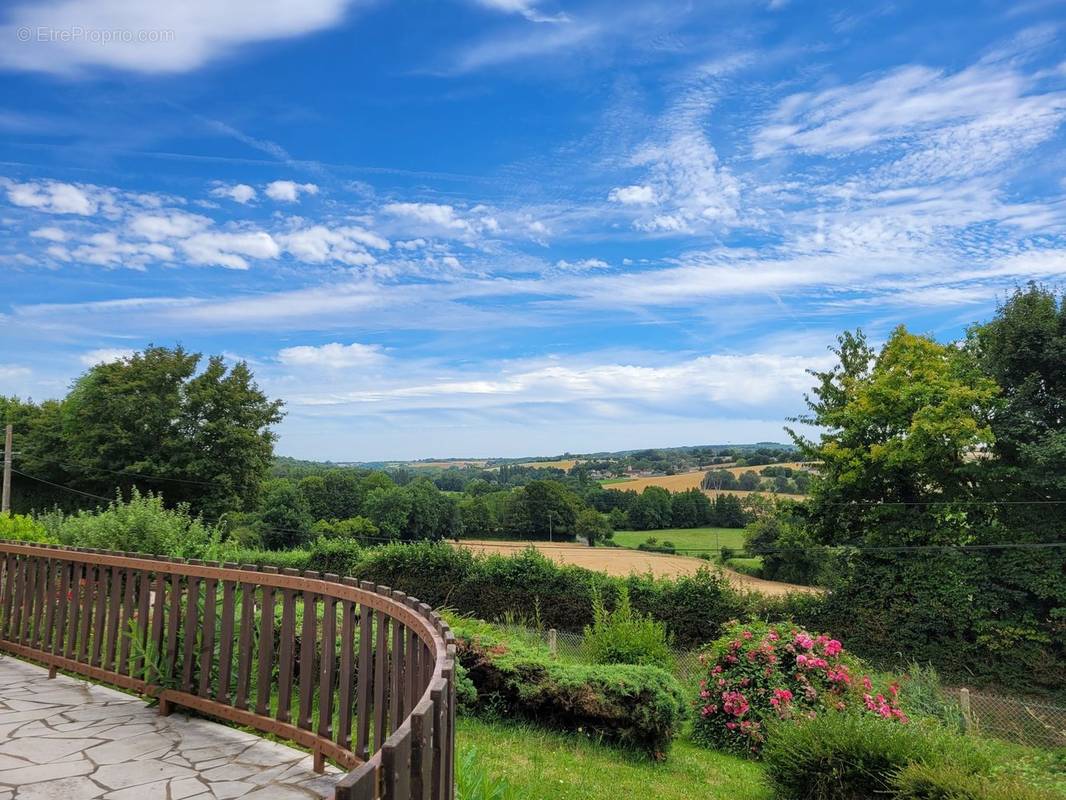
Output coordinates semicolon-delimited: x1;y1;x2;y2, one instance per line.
3;347;283;519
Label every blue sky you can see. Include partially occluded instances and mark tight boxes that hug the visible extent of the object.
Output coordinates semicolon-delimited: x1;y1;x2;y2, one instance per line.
0;0;1064;461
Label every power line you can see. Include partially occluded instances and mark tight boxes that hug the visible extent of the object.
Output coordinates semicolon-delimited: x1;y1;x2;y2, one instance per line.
21;458;217;486
12;469;115;503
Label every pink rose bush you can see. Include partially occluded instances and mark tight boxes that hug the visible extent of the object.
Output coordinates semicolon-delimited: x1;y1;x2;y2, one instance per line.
692;621;907;755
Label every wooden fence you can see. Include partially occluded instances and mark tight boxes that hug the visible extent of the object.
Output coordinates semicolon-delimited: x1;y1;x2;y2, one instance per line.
0;540;456;799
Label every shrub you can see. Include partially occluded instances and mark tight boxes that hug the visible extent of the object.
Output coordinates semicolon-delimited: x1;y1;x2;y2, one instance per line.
692;621;908;755
56;490;227;559
762;713;989;800
895;663;964;731
582;587;675;672
452;616;686;756
0;512;55;543
891;762;1061;800
305;537;365;576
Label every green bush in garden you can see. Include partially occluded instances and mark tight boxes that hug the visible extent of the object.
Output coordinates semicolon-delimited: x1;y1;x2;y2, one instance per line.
55;490;226;559
762;713;989;800
0;512;55;543
582;587;675;672
451;616;686;757
891;762;1062;800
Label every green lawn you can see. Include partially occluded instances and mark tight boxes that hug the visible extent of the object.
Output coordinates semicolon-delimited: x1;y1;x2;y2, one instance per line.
457;717;771;800
612;527;747;554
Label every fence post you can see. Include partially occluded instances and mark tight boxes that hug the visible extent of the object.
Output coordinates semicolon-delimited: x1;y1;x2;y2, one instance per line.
547;628;557;657
959;688;973;734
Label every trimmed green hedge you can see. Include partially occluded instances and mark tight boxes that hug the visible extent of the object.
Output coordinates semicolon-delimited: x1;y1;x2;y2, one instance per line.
450;617;686;756
228;540;757;649
892;762;1062;800
762;713;991;800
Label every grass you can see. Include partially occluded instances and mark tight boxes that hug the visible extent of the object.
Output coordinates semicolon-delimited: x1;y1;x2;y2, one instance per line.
612;527;747;554
457;717;771;800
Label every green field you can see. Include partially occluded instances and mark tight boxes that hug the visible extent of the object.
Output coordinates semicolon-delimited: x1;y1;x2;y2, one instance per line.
457;717;771;800
613;527;747;554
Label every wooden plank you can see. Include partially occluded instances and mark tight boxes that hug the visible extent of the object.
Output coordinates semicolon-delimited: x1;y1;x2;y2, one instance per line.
134;571;150;679
234;568;257;711
0;554;15;640
409;700;434;800
337;588;356;750
374;606;388;749
53;560;71;656
77;564;95;663
90;564;109;667
31;558;48;649
390;591;407;735
406;624;419;719
256;579;275;717
41;559;58;653
276;573;297;723
117;567;136;675
104;564;122;670
182;572;200;693
430;680;446;800
356;598;374;760
145;571;166;681
318;580;338;740
165;571;181;680
65;561;83;659
20;555;38;645
198;577;217;697
216;568;237;705
382;731;412;800
297;573;318;731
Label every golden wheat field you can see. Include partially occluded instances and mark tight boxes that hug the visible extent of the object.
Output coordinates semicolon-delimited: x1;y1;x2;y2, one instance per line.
603;462;814;498
516;459;580;470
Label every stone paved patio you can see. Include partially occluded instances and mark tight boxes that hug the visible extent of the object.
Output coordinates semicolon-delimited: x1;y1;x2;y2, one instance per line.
0;656;341;799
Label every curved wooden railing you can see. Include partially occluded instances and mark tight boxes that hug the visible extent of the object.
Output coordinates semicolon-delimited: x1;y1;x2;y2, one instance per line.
0;541;455;799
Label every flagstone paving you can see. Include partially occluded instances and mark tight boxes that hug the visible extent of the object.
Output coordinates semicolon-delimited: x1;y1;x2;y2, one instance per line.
0;656;341;799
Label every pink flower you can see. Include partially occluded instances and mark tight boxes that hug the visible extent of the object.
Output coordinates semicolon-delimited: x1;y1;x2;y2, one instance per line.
794;632;814;650
824;639;843;656
862;676;873;691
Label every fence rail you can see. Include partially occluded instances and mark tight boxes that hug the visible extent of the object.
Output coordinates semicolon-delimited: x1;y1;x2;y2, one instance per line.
0;540;455;800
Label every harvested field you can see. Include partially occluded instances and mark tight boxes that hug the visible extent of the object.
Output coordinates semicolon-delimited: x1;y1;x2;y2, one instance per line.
517;458;580;470
453;539;819;597
603;464;811;499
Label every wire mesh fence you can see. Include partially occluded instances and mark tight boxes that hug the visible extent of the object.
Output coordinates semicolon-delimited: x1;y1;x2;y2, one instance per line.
499;623;1065;751
948;688;1066;750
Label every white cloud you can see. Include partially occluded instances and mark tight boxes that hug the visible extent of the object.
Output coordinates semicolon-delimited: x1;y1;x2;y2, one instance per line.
5;179;98;215
265;181;320;202
128;211;210;240
279;224;389;266
277;342;387;368
555;258;609;270
283;351;830;413
68;232;175;269
179;230;280;270
30;226;67;242
79;348;136;366
753;62;1066;160
471;0;569;23
0;364;31;381
0;0;364;75
211;183;257;204
384;202;471;231
608;184;657;205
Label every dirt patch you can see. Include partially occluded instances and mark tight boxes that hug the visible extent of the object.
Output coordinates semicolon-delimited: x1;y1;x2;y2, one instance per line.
453;539;819;597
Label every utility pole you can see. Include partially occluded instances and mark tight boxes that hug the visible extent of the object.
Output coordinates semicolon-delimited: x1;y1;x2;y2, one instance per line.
547;511;553;543
2;424;12;514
